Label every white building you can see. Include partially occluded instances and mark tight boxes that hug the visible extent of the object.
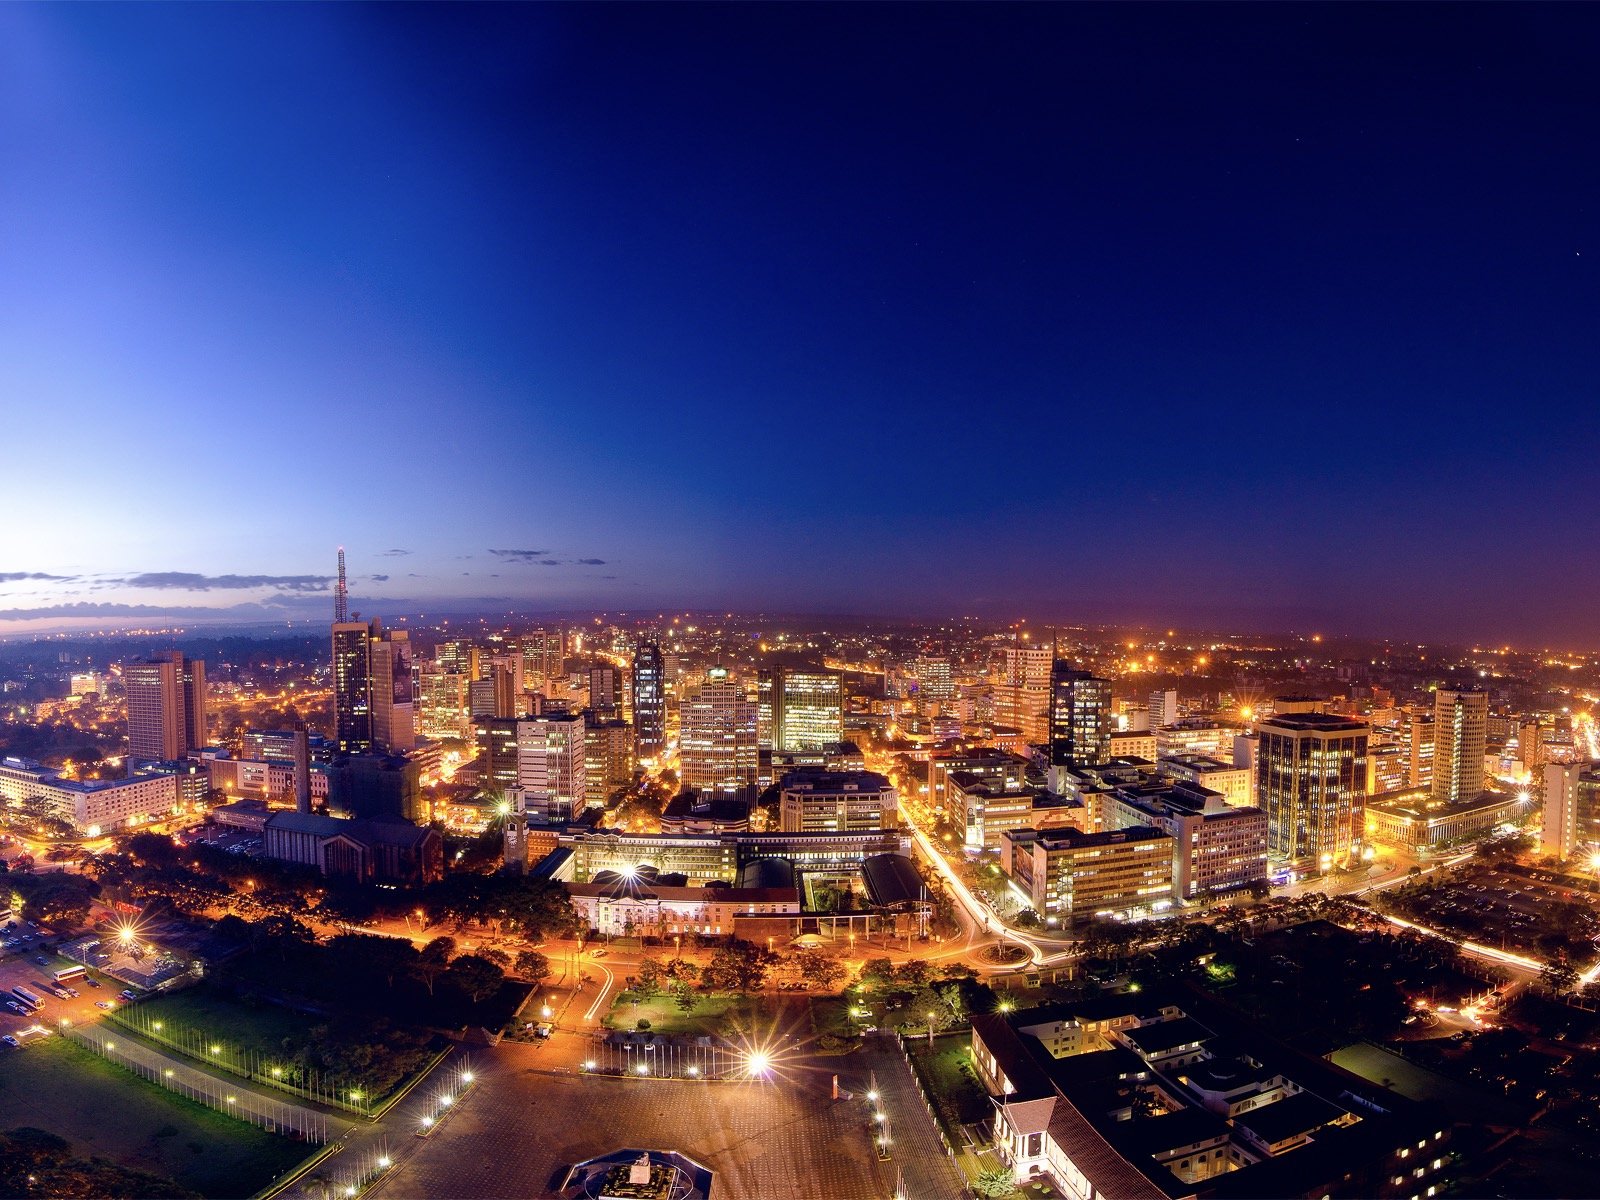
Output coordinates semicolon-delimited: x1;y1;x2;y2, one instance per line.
0;756;180;836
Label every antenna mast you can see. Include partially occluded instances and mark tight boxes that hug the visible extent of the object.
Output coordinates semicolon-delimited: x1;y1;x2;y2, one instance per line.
335;547;349;623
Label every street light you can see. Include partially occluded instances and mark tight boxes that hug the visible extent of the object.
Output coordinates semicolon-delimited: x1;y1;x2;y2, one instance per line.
925;1011;936;1046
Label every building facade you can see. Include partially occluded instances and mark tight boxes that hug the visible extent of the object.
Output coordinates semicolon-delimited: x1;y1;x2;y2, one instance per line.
1256;713;1369;875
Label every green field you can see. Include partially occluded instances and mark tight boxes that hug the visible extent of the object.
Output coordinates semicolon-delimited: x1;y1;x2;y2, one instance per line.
132;987;310;1057
0;1035;311;1198
604;991;755;1036
906;1034;993;1140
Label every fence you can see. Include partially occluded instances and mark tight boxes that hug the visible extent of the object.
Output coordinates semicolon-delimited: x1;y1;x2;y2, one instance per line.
580;1033;741;1080
108;1006;372;1116
67;1024;336;1143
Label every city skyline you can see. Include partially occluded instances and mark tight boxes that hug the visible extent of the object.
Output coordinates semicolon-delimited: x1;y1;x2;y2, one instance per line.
6;6;1599;643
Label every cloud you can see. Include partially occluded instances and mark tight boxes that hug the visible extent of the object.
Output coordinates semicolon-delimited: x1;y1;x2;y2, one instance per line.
0;571;76;582
576;558;606;566
488;549;552;562
119;572;332;592
369;574;390;582
379;549;412;557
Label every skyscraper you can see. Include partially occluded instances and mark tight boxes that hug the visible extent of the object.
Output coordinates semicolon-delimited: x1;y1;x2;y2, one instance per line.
125;650;207;764
761;666;843;752
1149;688;1180;729
588;664;623;719
332;616;414;754
631;643;666;759
996;643;1051;745
1049;664;1112;767
1432;688;1487;805
1256;712;1369;875
515;712;587;819
679;667;758;794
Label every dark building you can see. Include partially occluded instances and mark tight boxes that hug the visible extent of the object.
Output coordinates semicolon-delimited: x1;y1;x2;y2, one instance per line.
262;811;443;884
326;753;423;823
1049;664;1113;767
332;620;375;754
631;643;666;759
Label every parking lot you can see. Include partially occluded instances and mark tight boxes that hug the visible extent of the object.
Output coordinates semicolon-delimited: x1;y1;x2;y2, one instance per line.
0;944;136;1046
1397;863;1600;960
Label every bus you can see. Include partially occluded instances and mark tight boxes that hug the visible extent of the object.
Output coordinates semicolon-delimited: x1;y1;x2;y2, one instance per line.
11;986;42;1011
52;965;85;984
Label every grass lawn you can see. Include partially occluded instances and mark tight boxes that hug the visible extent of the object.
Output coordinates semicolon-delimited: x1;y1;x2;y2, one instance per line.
133;986;309;1058
907;1034;993;1140
0;1035;311;1198
604;992;756;1037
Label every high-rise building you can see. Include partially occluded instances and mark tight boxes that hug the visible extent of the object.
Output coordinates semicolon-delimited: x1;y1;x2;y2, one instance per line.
370;628;415;753
1148;688;1180;729
679;668;758;795
514;713;587;819
778;767;897;833
332;617;414;754
1256;712;1369;875
474;716;520;791
631;643;666;759
417;664;470;740
1048;665;1112;767
1406;707;1435;788
583;715;635;800
521;629;564;690
588;664;623;719
996;644;1051;745
332;620;376;754
761;666;843;752
1432;688;1487;805
125;651;207;764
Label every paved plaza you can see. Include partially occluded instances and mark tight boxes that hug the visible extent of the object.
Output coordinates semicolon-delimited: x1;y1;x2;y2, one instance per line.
371;1037;967;1200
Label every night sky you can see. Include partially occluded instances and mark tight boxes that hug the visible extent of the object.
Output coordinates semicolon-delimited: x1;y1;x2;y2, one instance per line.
3;5;1598;644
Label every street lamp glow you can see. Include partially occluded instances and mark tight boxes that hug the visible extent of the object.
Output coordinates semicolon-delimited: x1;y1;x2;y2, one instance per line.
461;1070;474;1084
583;1060;596;1071
439;1094;453;1107
746;1051;771;1077
866;1090;878;1102
686;1065;699;1077
635;1062;649;1075
420;1116;434;1128
378;1156;391;1169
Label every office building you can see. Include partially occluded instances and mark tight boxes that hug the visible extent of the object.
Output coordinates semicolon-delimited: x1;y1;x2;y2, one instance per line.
632;643;666;759
1432;688;1487;806
1049;666;1113;767
929;748;1030;827
515;712;588;819
996;644;1052;746
417;664;471;740
1002;826;1174;921
332;618;414;754
326;753;423;823
521;628;564;689
679;668;758;795
1159;753;1252;807
1149;688;1179;729
263;811;443;884
125;651;207;763
1155;719;1235;761
1099;779;1268;900
777;767;897;833
0;755;181;836
583;715;635;801
588;664;624;718
370;628;415;753
761;666;844;752
1256;713;1369;875
475;716;520;791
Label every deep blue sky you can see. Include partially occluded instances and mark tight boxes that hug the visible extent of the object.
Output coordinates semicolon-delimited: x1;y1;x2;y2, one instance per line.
2;4;1598;644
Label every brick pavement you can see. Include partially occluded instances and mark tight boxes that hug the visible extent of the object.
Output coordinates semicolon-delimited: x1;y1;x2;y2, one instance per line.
371;1040;967;1200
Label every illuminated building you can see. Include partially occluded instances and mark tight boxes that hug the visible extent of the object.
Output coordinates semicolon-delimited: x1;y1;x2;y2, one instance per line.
1158;753;1252;807
588;664;623;718
679;667;758;794
1155;719;1235;761
332;618;413;754
1367;786;1532;854
996;644;1051;746
583;715;635;800
760;666;844;752
631;643;666;758
125;651;207;764
1106;729;1157;761
1099;779;1267;899
332;620;375;753
1431;688;1486;805
417;664;471;740
929;747;1029;826
70;671;105;697
1540;762;1600;861
1002;825;1174;921
1148;688;1179;729
915;656;954;701
370;628;414;753
1256;713;1368;875
474;716;520;790
0;755;180;835
514;712;587;818
1406;706;1434;788
777;767;896;833
521;628;564;690
1048;666;1112;767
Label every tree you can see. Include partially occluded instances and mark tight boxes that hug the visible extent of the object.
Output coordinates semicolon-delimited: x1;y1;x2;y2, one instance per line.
412;936;456;996
1542;958;1578;993
789;947;845;991
670;980;697;1015
514;950;549;985
702;940;780;993
633;956;667;999
975;1166;1018;1198
445;954;506;1005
